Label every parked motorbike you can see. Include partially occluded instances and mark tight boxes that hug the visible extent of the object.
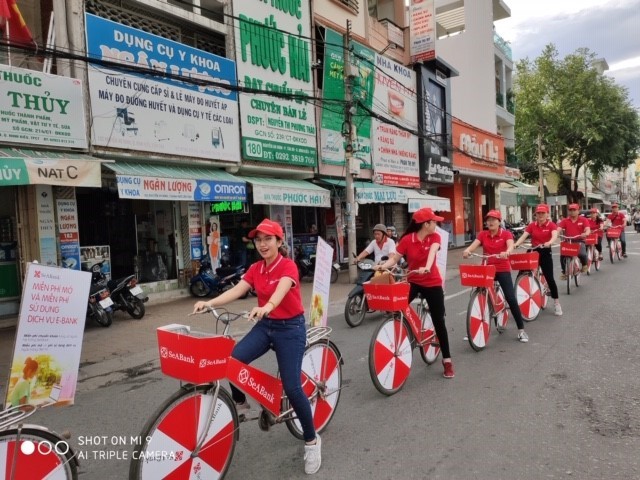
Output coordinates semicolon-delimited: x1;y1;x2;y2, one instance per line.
504;220;526;241
108;274;149;319
634;218;640;233
295;248;340;284
86;262;114;328
189;255;247;298
344;258;376;328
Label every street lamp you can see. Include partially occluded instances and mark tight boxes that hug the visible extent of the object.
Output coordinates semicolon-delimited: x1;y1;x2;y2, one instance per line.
537;133;545;203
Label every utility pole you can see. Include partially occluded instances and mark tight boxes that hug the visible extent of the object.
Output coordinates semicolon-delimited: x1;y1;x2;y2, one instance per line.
344;20;357;283
537;133;545;203
584;166;589;210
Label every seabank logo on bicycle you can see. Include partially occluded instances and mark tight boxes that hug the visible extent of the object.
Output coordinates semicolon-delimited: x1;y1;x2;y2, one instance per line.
159;347;195;364
461;272;491;280
237;368;250;384
199;358;227;368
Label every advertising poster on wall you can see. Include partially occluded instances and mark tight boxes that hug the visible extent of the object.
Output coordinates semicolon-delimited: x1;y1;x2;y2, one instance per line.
207;215;221;270
85;14;240;162
80;245;111;281
269;205;294;258
410;0;436;63
371;55;420;187
187;203;203;261
309;237;334;327
320;28;375;167
0;65;88;149
56;199;81;270
5;263;90;408
36;185;57;265
234;0;317;167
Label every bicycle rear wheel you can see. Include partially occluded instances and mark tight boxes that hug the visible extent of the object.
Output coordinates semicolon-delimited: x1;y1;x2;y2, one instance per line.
616;240;623;260
285;340;342;440
369;316;413;395
0;427;78;480
417;300;440;365
538;271;549;309
594;248;601;271
129;384;237;480
574;258;581;287
565;258;571;295
466;289;491;352
586;246;593;275
515;273;543;322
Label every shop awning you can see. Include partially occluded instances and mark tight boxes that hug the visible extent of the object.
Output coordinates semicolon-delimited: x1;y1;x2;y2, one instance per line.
322;179;450;211
506;180;539;196
0;148;103;187
105;161;247;201
407;192;451;212
456;167;516;183
239;176;331;207
500;190;518;206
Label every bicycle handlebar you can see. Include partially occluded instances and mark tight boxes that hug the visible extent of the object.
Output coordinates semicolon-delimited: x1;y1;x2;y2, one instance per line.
467;252;502;259
559;234;584;240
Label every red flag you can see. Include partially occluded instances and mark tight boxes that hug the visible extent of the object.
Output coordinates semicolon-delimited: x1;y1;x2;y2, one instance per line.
0;0;35;46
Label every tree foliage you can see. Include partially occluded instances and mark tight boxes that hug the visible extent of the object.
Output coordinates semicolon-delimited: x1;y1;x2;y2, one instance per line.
514;45;640;202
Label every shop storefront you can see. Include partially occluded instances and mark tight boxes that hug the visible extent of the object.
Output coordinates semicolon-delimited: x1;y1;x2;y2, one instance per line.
88;162;247;289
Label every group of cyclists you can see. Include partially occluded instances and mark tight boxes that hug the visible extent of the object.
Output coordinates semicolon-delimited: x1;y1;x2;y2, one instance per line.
191;203;629;476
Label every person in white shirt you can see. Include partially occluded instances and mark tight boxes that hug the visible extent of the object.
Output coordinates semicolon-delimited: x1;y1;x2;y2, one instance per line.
354;224;396;264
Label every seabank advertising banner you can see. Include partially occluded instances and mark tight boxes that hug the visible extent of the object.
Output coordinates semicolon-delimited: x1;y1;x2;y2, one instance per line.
85;14;240;162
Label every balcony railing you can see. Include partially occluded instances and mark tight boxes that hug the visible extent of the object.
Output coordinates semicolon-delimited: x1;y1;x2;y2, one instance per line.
493;31;512;61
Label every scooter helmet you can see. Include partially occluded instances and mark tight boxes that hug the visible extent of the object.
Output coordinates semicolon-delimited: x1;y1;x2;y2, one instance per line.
373;224;387;235
386;226;396;236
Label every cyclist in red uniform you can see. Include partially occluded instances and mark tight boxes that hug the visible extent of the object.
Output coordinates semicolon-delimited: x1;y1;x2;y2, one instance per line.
557;203;591;279
607;203;627;257
587;208;605;261
463;210;529;343
193;218;322;475
374;208;455;379
513;204;563;316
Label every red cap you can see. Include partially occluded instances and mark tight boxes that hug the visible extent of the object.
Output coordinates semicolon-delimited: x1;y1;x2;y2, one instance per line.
612;203;619;208
485;209;502;221
412;208;444;223
248;219;284;239
568;203;580;210
535;204;550;214
590;208;598;213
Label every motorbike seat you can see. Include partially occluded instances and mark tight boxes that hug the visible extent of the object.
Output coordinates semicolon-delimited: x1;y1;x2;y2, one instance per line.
216;266;241;277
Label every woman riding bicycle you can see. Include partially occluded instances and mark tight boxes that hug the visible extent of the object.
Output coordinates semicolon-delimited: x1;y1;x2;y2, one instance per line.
607;203;627;257
463;210;530;343
557;203;591;278
193;218;322;475
587;208;605;261
513;204;563;316
373;208;455;379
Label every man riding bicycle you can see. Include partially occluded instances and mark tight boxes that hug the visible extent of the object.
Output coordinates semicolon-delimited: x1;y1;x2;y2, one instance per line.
557;203;591;279
607;203;627;257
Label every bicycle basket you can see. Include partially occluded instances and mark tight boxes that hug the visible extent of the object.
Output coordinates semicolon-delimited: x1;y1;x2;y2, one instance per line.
157;324;234;383
560;242;580;256
584;234;598;245
509;252;539;271
363;281;409;311
459;264;496;288
606;228;621;239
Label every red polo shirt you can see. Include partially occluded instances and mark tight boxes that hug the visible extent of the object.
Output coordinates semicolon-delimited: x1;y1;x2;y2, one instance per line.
558;216;590;238
607;212;626;228
525;220;557;247
395;232;442;287
476;228;513;272
588;217;604;237
243;254;304;320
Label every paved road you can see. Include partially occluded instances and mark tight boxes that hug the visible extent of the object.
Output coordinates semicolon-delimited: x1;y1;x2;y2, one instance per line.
3;235;640;479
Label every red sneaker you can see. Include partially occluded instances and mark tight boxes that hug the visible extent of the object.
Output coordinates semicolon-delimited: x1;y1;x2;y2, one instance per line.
442;360;455;379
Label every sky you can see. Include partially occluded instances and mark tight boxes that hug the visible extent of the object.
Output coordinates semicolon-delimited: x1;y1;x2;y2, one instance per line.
494;0;640;110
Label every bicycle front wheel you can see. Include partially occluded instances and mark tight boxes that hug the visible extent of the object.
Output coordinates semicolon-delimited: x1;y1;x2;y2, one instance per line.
417;301;441;365
565;258;571;295
466;289;491;352
129;384;237;480
515;273;543;322
369;316;413;395
285;340;342;440
0;427;78;480
616;240;623;260
538;271;549;309
586;246;593;275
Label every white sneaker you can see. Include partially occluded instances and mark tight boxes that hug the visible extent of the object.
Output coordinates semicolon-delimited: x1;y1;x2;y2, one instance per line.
304;434;322;474
554;304;563;316
517;331;529;343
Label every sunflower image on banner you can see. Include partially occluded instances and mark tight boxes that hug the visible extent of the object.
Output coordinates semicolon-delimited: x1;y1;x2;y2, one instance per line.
0;0;35;47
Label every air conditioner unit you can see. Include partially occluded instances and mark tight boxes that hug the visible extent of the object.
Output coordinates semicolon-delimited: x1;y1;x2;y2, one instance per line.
348;157;361;176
